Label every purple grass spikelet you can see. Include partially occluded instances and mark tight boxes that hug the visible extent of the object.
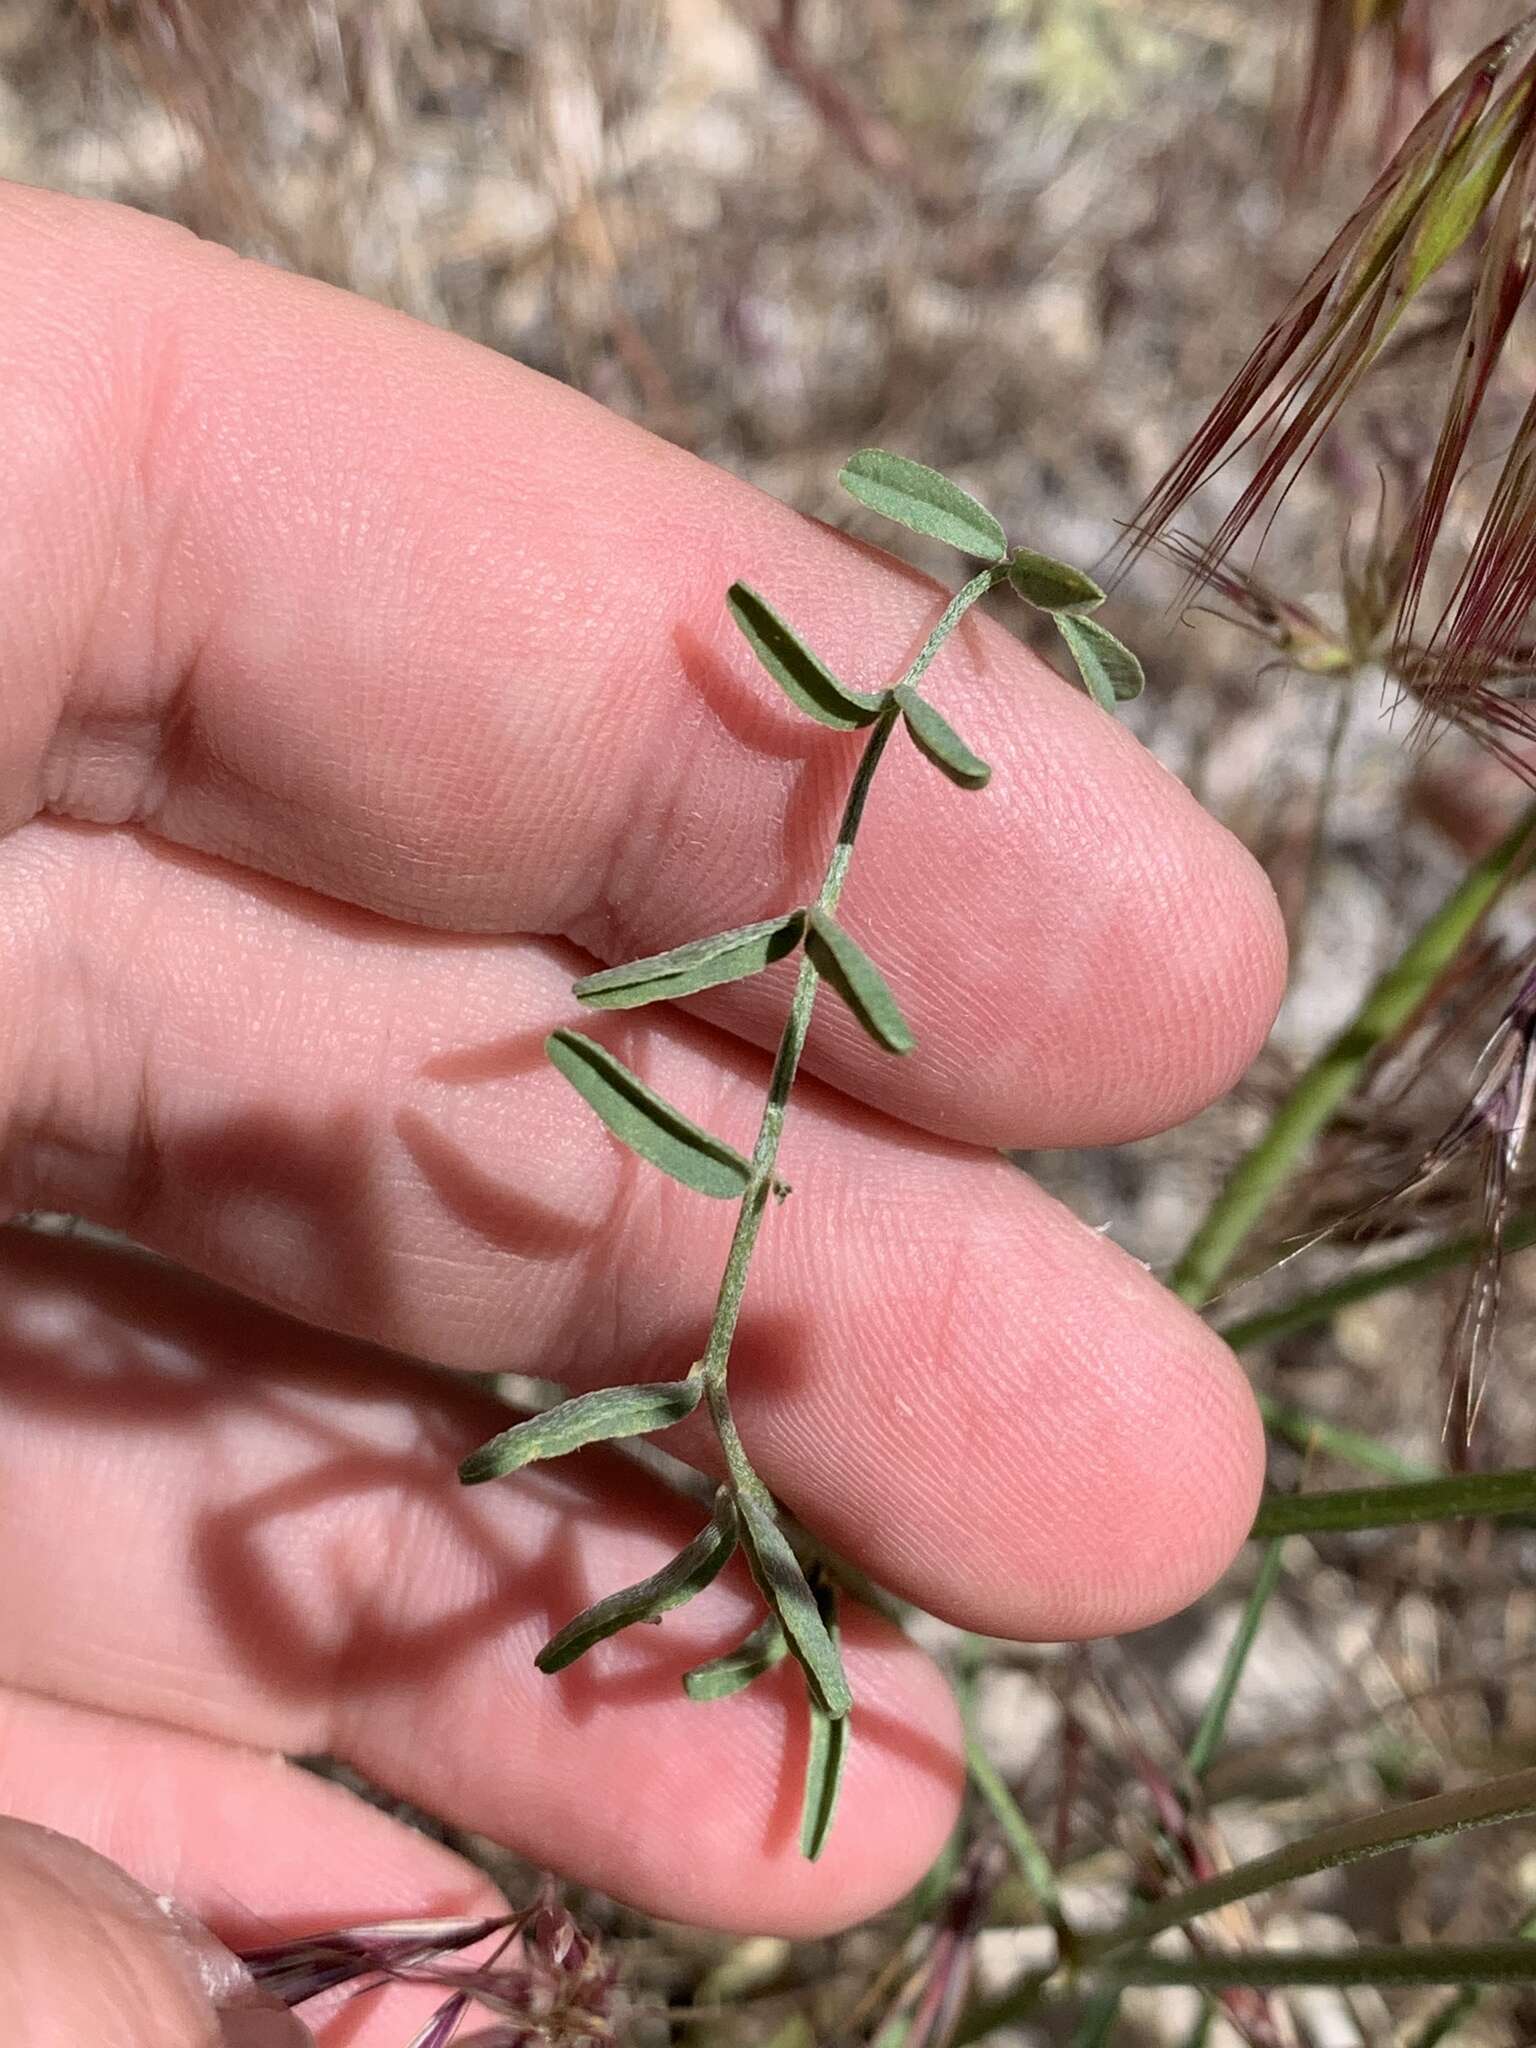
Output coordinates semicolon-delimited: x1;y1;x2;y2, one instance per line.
1387;959;1536;1444
236;1887;615;2047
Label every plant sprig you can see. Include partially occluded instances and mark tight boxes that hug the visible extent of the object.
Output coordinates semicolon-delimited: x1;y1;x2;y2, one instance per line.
458;449;1142;1857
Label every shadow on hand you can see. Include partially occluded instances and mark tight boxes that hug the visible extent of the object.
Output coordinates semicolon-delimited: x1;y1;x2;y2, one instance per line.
0;1223;956;1875
0;821;962;1905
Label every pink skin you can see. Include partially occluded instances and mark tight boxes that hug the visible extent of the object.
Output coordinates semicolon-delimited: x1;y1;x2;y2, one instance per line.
0;181;1286;2039
0;1816;309;2045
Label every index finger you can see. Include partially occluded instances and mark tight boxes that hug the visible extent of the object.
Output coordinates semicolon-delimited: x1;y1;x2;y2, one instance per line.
1;181;1283;1149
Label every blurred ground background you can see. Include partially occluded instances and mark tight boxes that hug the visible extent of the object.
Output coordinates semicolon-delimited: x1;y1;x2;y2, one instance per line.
6;2;1536;2042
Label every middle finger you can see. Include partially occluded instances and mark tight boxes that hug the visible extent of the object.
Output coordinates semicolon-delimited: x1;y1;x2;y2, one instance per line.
3;818;1262;1635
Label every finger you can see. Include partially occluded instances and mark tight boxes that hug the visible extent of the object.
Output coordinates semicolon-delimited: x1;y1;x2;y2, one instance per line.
0;1229;965;1937
6;822;1263;1633
0;1815;310;2047
0;1691;510;2048
0;1689;499;1941
0;181;1282;1150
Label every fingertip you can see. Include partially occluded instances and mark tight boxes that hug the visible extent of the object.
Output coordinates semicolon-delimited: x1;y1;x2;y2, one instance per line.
1006;1267;1266;1638
968;684;1289;1149
1107;763;1289;1142
0;1817;311;2048
1062;1314;1267;1636
660;1602;966;1939
670;575;1290;1150
785;1603;966;1935
760;1156;1266;1644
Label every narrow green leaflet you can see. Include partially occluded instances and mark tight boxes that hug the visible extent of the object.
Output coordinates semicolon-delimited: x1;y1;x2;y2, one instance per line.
804;908;915;1055
800;1575;851;1859
894;683;991;790
546;1030;751;1198
1007;549;1105;614
459;1377;703;1485
801;1683;851;1860
682;1614;789;1702
1056;613;1145;711
574;912;807;1010
735;1488;852;1718
536;1489;739;1673
727;583;884;731
839;449;1007;563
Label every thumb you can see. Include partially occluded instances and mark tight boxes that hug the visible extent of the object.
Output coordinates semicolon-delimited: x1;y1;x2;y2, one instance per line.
0;1817;312;2047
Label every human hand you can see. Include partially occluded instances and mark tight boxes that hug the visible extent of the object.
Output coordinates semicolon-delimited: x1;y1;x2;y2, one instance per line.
0;181;1284;2041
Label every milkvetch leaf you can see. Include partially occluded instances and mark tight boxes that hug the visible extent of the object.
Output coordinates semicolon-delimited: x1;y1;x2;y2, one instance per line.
547;1030;752;1197
799;1573;850;1859
894;683;991;789
726;584;884;731
805;908;916;1055
459;1377;703;1484
1007;548;1105;614
536;1489;739;1672
839;449;1007;562
682;1614;789;1702
735;1489;852;1717
574;913;806;1010
1056;613;1145;710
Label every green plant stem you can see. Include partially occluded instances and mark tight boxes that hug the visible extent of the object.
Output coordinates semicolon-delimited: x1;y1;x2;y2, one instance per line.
965;1731;1064;1928
1250;1467;1536;1538
1104;1540;1283;2048
952;1971;1053;2044
1218;1211;1536;1479
1254;1396;1429;1478
698;710;895;1383
1291;676;1353;974
1219;1207;1536;1352
696;569;1004;1454
1065;1987;1124;2047
1169;800;1536;1309
973;815;1536;2045
1094;1940;1536;1991
1406;1907;1536;2047
903;568;1003;694
1185;1538;1285;1779
1076;1766;1536;1965
1176;2000;1215;2048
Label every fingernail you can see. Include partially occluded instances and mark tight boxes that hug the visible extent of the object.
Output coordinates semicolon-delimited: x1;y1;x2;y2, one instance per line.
217;2004;314;2048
